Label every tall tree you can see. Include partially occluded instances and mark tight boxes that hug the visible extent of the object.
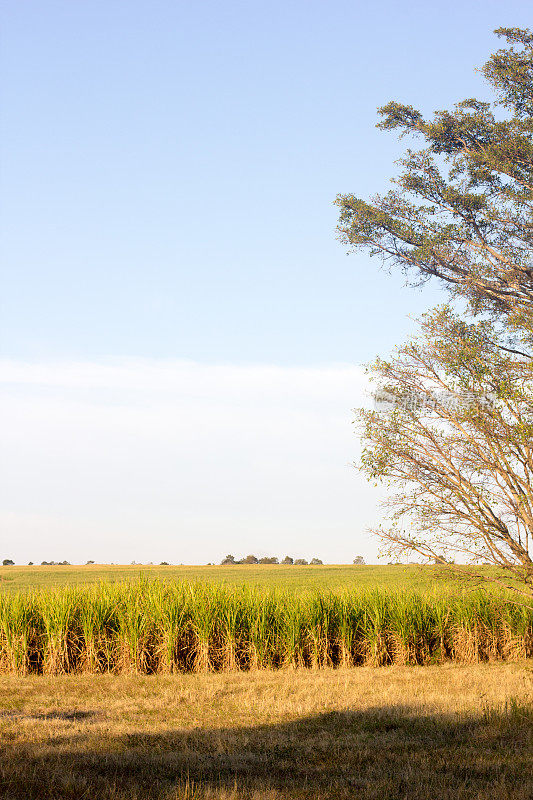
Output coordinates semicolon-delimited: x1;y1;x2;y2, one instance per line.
336;28;533;348
359;306;533;597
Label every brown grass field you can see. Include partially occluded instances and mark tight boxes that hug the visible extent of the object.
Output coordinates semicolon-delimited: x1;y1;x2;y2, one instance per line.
1;662;532;799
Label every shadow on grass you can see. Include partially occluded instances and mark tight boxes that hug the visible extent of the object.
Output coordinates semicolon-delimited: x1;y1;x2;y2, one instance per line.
0;709;100;721
1;703;532;799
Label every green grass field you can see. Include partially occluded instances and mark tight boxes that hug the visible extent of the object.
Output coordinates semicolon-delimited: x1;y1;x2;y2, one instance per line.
0;562;500;594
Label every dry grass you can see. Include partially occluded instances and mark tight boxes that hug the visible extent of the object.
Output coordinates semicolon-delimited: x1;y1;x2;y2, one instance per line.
0;663;532;799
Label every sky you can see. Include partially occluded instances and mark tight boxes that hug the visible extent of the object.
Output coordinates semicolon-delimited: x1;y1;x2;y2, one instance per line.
1;0;531;564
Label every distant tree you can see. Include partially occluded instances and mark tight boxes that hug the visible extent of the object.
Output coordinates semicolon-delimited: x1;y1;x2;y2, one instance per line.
281;556;294;565
242;554;259;564
259;556;279;564
2;559;14;566
353;556;366;565
310;558;323;565
159;561;169;566
28;562;33;566
294;558;308;565
221;554;236;565
86;560;95;565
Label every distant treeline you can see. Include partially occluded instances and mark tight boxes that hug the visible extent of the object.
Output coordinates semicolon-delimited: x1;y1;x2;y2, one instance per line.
2;557;372;567
2;558;327;567
219;555;324;565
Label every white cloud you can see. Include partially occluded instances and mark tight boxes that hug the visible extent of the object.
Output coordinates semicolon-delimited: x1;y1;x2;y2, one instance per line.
0;359;382;564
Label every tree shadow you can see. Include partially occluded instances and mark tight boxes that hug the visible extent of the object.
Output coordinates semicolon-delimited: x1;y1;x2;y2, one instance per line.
0;709;100;721
1;703;532;799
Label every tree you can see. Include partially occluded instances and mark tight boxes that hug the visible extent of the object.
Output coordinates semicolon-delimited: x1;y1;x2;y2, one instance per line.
242;554;259;564
221;554;236;565
336;28;533;350
359;306;533;597
259;556;279;564
2;559;14;566
336;27;533;597
281;556;294;565
294;558;308;565
353;556;366;565
310;558;323;565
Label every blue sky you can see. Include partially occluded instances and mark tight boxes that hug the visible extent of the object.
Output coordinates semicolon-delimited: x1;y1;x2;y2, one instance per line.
1;1;531;564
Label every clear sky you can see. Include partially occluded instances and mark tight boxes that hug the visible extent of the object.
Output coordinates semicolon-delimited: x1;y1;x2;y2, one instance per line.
2;1;531;564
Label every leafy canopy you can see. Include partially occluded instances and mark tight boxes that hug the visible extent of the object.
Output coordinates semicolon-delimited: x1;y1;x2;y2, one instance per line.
336;28;533;345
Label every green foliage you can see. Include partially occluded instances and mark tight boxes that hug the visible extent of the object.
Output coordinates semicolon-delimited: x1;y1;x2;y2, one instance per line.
0;580;530;675
336;28;533;338
339;30;533;592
